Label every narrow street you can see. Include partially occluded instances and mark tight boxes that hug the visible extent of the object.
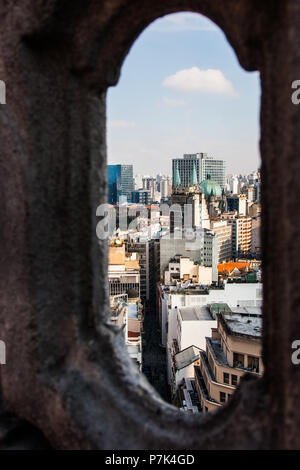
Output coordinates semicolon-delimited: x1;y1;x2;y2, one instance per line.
141;298;171;403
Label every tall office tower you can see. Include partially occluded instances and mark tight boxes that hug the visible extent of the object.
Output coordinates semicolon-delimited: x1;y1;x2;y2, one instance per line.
172;153;204;188
254;180;260;202
134;174;143;190
108;164;134;204
228;216;252;258
172;153;226;190
229;175;239;194
199;154;226;190
161;178;170;200
127;234;158;304
142;176;156;201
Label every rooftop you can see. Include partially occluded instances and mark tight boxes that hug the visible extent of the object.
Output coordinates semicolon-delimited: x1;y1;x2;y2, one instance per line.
178;305;213;322
175;345;200;371
221;311;262;338
206;337;229;367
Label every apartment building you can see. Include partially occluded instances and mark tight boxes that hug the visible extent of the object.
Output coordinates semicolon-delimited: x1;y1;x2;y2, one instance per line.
228;217;252;257
157;279;262;348
251;216;261;255
127;233;159;304
194;308;262;412
163;256;212;287
167;305;217;398
108;241;140;297
210;220;232;263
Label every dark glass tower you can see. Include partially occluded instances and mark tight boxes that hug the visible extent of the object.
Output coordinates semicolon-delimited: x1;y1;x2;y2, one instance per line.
108;164;134;204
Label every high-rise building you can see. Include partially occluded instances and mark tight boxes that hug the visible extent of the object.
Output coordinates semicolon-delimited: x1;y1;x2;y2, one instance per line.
199;155;226;190
127;233;158;303
160;178;170;200
210;220;232;263
172;154;203;188
228;216;252;257
172;153;226;190
134;174;143;190
228;175;239;194
108;164;134;204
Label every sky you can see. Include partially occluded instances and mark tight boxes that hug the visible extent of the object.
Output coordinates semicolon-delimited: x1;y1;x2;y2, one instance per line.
107;12;261;176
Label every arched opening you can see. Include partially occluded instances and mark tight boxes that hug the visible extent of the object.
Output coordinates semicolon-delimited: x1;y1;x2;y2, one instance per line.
2;0;296;450
105;11;262;412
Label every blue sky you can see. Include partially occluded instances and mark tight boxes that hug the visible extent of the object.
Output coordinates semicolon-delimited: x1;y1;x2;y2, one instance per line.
107;12;260;176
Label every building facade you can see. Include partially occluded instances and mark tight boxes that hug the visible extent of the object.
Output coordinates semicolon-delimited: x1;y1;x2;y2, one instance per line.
172;153;226;190
194;308;263;413
210;220;232;263
108;241;140;297
108;164;134;204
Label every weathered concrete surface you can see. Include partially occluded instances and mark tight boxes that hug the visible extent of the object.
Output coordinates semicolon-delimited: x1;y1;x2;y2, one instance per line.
0;0;299;449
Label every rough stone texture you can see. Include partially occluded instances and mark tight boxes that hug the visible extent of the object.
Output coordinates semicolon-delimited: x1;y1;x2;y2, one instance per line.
0;0;299;449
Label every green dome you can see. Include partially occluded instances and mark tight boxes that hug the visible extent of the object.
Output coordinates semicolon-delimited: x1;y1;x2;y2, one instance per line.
200;173;222;197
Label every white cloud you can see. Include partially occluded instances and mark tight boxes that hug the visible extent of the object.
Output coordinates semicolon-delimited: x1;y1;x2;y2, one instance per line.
162;67;237;96
108;120;136;128
149;12;218;33
162;96;187;107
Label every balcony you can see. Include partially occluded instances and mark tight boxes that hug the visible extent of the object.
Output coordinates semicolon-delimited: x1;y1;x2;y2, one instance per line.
194;367;218;405
206;337;229;367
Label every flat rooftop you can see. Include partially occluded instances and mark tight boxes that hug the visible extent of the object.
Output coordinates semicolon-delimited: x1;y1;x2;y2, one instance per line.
222;311;262;338
179;306;213;322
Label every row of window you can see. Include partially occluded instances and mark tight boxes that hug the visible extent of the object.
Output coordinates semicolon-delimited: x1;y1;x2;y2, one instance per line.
233;352;260;373
223;372;238;386
220;391;232;403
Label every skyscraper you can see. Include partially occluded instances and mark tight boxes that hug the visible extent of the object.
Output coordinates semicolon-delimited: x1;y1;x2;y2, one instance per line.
172;153;203;188
172;153;226;190
108;164;134;204
200;155;226;190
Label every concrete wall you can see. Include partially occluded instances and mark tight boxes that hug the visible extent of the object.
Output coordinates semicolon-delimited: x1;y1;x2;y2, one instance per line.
1;0;300;451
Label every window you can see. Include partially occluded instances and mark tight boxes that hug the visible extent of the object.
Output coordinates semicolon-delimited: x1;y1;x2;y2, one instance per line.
231;375;238;386
248;355;260;373
220;392;226;403
223;372;230;384
233;353;245;368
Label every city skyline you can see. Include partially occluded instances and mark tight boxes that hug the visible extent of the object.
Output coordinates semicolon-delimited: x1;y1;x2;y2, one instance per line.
107;12;260;176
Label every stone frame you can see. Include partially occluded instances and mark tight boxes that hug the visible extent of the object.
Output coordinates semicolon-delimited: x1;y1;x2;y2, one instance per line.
0;0;299;449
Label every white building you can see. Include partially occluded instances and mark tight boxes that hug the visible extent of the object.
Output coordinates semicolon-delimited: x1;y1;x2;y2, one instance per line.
167;305;217;396
158;280;263;348
210;220;232;263
160;229;218;283
164;256;212;286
